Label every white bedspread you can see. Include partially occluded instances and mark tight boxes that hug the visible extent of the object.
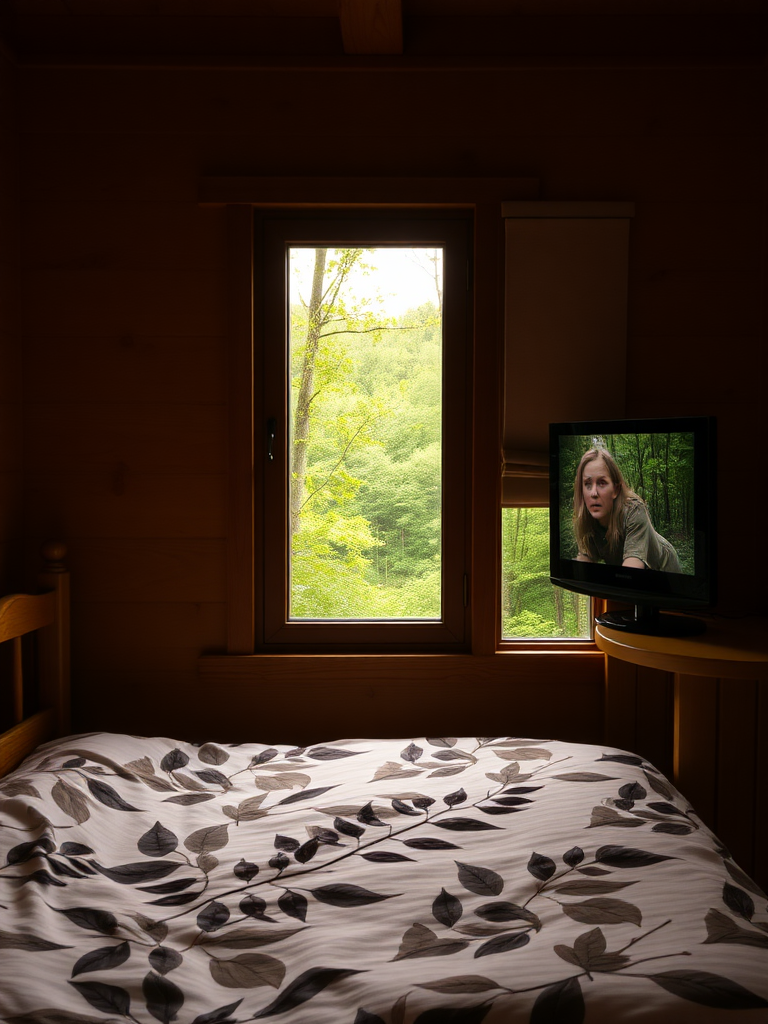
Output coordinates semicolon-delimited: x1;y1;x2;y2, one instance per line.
1;734;767;1023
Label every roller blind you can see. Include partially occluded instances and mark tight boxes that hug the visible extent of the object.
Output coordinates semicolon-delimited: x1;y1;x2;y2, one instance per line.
502;202;634;506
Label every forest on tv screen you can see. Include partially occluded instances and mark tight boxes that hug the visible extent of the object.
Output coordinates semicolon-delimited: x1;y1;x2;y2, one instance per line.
557;431;696;570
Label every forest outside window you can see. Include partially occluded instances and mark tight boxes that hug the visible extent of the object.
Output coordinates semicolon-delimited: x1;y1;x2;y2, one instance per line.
258;215;471;649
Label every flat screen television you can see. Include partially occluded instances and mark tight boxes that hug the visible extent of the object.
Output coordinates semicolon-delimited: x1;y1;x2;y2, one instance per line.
549;416;717;637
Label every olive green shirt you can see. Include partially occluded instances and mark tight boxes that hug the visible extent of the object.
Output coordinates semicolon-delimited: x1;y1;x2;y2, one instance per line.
591;498;682;573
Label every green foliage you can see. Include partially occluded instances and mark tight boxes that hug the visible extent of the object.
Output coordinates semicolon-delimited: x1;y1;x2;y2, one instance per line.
288;247;442;621
501;508;590;639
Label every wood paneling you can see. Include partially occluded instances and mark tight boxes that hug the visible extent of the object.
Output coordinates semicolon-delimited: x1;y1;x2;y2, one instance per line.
0;42;761;860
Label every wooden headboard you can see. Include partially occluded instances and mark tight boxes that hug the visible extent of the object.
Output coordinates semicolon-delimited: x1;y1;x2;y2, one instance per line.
0;542;70;777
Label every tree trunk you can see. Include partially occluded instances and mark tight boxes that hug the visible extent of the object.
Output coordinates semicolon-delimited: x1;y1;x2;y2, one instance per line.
290;247;327;535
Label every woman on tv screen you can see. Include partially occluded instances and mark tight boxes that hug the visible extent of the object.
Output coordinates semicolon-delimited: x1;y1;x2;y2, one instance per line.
573;447;682;573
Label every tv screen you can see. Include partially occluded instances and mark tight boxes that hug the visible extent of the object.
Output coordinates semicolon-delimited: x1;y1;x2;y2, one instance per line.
549;416;716;636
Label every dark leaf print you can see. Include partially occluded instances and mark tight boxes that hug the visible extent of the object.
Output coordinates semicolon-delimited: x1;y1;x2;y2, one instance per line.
649;970;768;1009
704;909;768;949
93;860;180;885
197;743;230;766
554;879;636;896
143;970;184;1024
646;801;686;817
725;859;768;899
52;778;90;824
432;888;463;927
391;798;422;816
184;824;230;855
357;801;388;826
553;773;618;783
404;837;460;851
250;748;279;766
595;845;675;868
278;890;308;922
561;898;642;926
57;906;118;934
6;835;56;864
138;821;179;858
195;770;231;788
197;901;230;932
531;977;585;1024
149;947;184;975
723;883;755;921
210;953;286;990
294;838;319;864
86;779;140;812
68;980;131;1016
160;749;189;772
456;862;504;896
192;999;243;1024
488;795;532;807
252;967;364;1017
474;902;540;928
308;746;362;760
394;923;470;960
274;835;300;852
474;931;530;957
401;743;424;762
618;782;647;801
239;895;273;920
599;754;646;766
147;892;200;907
19;868;66;887
418;976;502;994
311;883;399;907
651;822;693;836
277;786;337;805
444;787;467;807
433;818;501;832
71;941;131;977
234;858;260;882
334;817;366;838
164;793;216;806
60;842;94;857
0;928;71;951
563;847;584;867
212;928;302;950
360;851;415;862
527;852;557;881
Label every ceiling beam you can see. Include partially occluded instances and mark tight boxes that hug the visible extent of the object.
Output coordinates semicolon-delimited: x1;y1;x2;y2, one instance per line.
339;0;403;54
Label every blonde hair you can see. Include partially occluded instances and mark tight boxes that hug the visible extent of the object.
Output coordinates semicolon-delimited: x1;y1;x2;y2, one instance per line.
573;447;640;560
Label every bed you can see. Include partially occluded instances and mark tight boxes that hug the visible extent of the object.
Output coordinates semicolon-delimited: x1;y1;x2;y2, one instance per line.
1;549;767;1024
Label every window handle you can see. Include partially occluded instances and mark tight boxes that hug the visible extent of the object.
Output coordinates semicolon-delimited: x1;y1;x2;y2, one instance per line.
267;417;277;461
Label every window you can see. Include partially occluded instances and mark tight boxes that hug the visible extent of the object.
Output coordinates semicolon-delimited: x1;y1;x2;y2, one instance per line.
500;507;591;639
257;214;471;650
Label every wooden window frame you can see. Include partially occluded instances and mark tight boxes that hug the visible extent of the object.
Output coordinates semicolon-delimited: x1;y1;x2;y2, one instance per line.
200;176;603;658
259;211;471;651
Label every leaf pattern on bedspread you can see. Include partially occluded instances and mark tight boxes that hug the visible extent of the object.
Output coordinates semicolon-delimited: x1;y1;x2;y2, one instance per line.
1;735;767;1023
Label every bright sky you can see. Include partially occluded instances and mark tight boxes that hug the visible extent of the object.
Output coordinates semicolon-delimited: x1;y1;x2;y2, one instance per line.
290;246;441;316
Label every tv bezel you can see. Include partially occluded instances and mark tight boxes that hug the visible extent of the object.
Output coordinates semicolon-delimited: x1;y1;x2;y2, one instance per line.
549;416;717;631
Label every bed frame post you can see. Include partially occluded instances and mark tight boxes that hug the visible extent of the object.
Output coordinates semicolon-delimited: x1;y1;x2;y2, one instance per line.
38;541;70;737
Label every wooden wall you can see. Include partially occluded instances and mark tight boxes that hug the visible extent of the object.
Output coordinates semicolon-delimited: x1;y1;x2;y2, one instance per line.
0;43;22;592
1;55;765;751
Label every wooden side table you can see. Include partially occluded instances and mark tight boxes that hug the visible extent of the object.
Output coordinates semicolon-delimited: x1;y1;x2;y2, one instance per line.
595;617;768;889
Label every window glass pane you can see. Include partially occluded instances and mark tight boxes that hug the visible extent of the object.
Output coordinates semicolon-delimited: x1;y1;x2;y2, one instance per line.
501;507;591;639
288;246;443;621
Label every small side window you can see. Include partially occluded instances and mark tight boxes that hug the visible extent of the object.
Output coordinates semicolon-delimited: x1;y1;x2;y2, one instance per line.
501;507;591;639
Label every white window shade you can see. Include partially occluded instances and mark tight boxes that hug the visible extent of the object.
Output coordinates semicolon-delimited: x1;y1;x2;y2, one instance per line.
502;202;634;506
